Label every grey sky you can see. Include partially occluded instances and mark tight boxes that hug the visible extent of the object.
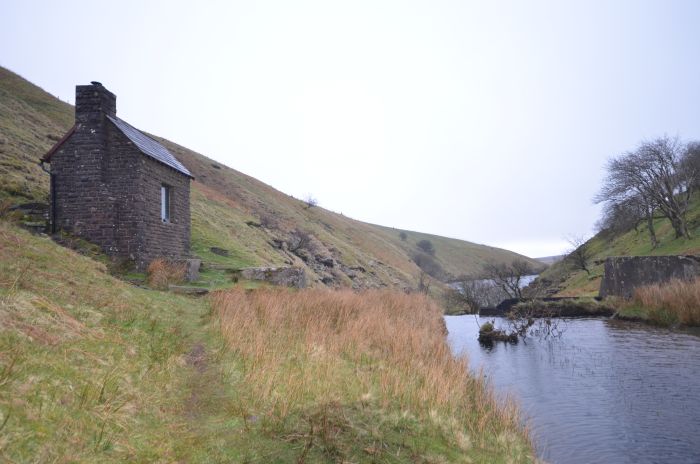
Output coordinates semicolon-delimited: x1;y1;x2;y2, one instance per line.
2;0;699;257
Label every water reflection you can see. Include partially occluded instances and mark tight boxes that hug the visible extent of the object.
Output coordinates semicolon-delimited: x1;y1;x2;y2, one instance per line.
445;316;700;464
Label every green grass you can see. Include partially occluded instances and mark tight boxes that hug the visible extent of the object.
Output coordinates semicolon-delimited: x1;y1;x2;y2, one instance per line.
0;221;215;461
0;67;72;202
614;302;692;328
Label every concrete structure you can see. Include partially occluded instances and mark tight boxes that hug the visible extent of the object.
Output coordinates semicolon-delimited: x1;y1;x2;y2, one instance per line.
599;255;700;298
41;82;193;270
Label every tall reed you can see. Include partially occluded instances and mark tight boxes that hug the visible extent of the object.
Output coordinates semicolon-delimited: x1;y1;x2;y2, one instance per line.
146;258;185;289
630;277;700;326
212;288;528;450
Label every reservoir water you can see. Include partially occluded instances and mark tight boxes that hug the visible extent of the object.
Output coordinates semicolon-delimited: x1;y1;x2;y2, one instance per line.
445;316;700;464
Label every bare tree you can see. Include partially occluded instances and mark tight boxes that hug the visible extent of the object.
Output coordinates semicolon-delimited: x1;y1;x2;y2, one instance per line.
596;194;640;234
258;212;280;230
456;278;508;309
682;141;700;188
596;136;699;242
288;229;313;253
417;271;431;294
596;161;659;247
565;235;592;275
482;259;537;299
304;195;318;209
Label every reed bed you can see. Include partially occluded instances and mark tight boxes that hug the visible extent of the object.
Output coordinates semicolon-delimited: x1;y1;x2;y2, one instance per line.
212;287;532;460
146;258;185;289
629;278;700;326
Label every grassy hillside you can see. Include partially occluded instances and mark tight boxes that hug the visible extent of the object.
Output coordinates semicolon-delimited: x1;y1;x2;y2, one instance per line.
0;220;534;462
0;66;540;290
532;192;700;297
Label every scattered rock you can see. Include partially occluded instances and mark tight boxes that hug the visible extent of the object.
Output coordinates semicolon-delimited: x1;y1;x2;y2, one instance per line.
238;266;307;288
182;259;201;282
211;163;221;169
201;262;234;271
210;247;229;257
317;255;335;268
269;239;285;249
11;202;49;233
169;285;209;296
186;343;208;373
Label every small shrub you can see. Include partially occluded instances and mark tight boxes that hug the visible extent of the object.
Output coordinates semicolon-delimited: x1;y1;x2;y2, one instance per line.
411;251;443;280
442;287;475;314
287;228;317;255
259;213;279;230
146;258;185;290
304;195;318;209
399;231;407;241
416;239;435;256
0;199;14;218
479;321;494;333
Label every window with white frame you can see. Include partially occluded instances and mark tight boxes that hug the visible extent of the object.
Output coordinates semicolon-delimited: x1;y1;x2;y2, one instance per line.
161;184;171;222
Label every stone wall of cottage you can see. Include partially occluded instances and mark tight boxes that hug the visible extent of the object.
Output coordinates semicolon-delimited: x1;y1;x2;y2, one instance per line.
134;154;191;269
49;83;191;269
50;84;125;256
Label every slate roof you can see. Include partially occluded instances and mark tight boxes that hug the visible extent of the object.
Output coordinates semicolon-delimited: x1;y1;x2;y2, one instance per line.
106;115;193;178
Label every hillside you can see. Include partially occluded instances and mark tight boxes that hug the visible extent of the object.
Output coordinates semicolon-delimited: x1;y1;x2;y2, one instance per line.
0;66;541;289
530;193;700;297
0;218;534;462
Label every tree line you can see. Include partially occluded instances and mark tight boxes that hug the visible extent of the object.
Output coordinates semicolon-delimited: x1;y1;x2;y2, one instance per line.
596;135;700;247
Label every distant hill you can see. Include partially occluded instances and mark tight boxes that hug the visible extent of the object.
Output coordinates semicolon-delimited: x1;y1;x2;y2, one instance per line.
535;255;565;265
0;66;541;289
530;194;700;297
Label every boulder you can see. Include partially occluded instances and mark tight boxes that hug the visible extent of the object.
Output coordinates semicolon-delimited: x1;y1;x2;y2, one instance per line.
178;259;201;282
317;255;335;268
210;247;229;257
239;266;307;288
169;285;209;296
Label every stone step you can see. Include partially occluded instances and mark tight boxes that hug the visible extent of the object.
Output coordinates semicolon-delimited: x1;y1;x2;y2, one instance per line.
201;262;239;271
168;285;210;296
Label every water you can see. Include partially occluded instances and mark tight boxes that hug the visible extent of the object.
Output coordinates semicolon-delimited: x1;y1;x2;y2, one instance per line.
451;274;539;289
445;316;700;464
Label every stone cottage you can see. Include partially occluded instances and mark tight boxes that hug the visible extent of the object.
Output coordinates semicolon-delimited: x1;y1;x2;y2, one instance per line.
40;81;193;270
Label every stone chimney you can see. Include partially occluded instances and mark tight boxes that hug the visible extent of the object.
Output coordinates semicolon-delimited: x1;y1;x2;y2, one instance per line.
75;81;116;124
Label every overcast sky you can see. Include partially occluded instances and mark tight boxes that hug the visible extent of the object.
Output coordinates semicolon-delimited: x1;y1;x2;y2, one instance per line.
2;0;699;257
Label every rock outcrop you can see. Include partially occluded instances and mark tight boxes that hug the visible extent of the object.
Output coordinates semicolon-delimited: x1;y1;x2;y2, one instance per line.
237;266;307;288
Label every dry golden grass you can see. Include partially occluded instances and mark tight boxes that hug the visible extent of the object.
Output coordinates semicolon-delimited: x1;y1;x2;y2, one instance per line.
213;287;531;456
628;278;700;326
146;258;185;289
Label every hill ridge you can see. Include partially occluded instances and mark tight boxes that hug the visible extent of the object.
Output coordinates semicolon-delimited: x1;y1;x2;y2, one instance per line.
0;66;542;289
